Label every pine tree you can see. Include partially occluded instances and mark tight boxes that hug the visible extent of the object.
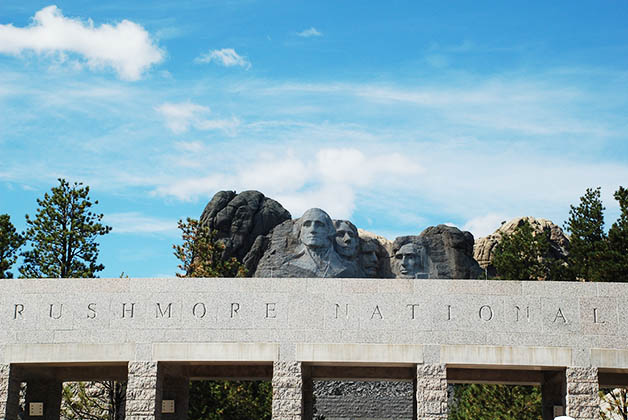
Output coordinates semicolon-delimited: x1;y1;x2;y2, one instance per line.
606;187;628;282
174;218;263;419
492;219;567;281
188;380;272;420
564;187;608;281
173;218;245;278
61;381;126;420
449;384;542;420
0;214;24;278
19;179;111;278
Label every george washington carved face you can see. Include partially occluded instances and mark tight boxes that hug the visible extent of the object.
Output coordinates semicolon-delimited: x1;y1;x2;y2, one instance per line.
297;208;335;249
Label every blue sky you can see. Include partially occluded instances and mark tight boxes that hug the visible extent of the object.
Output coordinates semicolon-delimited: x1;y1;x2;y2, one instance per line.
1;1;627;277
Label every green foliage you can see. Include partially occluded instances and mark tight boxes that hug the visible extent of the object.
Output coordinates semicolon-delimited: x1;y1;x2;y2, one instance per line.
605;187;628;282
564;187;609;281
600;388;628;420
0;214;24;278
188;380;272;420
61;381;126;420
19;179;111;278
175;220;256;419
173;218;246;277
492;219;567;281
449;384;542;420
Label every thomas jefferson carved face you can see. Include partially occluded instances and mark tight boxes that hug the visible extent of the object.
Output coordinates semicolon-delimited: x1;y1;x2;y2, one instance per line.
334;221;358;258
298;208;334;249
395;243;422;278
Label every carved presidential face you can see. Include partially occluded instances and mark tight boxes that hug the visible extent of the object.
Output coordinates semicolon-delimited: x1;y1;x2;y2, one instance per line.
394;243;422;278
360;241;379;277
299;208;333;249
335;221;358;258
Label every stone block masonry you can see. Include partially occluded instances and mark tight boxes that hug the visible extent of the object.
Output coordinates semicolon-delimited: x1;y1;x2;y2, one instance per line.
566;367;599;420
416;364;448;420
126;362;162;420
272;361;304;420
0;278;626;419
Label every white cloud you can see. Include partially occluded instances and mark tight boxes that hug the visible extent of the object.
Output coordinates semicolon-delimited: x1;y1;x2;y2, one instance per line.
238;154;310;193
153;174;231;201
155;102;210;134
4;66;628;242
155;102;240;135
105;212;178;235
278;184;356;219
463;214;509;238
252;79;608;137
297;27;322;37
195;48;251;69
0;6;164;80
195;117;241;136
151;147;425;220
316;148;423;187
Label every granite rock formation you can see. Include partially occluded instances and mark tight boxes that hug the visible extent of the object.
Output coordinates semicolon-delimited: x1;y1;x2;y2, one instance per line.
357;229;393;278
473;216;570;276
392;225;482;279
252;210;358;278
199;190;291;264
200;190;482;279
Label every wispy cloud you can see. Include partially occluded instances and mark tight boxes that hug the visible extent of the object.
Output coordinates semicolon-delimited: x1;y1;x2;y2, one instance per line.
462;213;509;238
154;147;424;218
2;65;627;239
195;48;251;69
0;6;164;80
105;212;178;236
155;102;240;135
297;27;322;37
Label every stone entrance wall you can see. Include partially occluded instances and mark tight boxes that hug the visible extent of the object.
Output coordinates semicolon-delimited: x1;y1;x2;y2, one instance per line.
1;277;627;419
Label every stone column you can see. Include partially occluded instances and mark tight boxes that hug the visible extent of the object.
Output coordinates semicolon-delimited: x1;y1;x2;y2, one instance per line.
162;376;189;420
566;367;599;420
24;378;62;420
416;363;448;420
126;361;163;420
0;364;20;420
272;361;304;420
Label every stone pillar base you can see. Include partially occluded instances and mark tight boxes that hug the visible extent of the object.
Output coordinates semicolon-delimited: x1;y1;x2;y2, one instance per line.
272;361;304;420
416;363;448;420
126;361;163;420
566;367;599;420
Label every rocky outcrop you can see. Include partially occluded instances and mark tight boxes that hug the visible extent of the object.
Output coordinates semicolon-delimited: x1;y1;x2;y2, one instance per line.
420;225;483;279
473;216;570;276
199;190;291;263
390;225;482;279
357;229;393;278
199;190;483;279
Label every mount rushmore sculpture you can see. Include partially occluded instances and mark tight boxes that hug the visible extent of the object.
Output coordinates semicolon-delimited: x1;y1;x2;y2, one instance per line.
200;190;482;279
